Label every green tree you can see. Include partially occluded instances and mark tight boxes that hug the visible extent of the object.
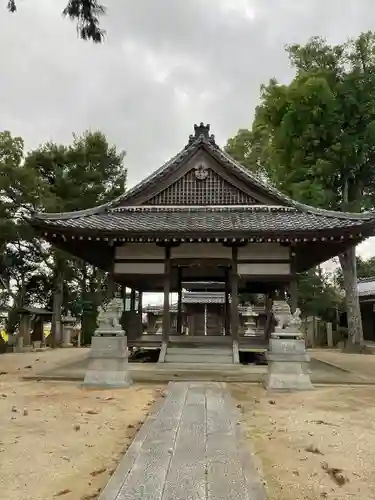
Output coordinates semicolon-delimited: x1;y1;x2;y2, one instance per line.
227;33;375;347
1;130;127;345
335;256;375;286
297;267;343;322
7;0;105;43
24;131;127;345
0;131;50;333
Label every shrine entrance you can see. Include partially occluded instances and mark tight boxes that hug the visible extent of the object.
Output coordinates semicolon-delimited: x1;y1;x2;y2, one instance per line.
186;303;224;336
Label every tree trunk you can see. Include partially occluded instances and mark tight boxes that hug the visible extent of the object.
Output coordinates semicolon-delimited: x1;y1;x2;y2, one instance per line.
50;263;64;348
339;246;363;347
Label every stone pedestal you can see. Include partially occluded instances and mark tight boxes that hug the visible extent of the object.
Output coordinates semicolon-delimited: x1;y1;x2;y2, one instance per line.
82;298;132;389
266;304;313;391
62;327;72;347
83;335;132;388
266;337;313;391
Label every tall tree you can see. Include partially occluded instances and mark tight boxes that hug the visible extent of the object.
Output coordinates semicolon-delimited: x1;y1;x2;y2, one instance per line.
0;131;50;332
24;131;127;345
227;33;375;347
1;130;127;345
7;0;106;43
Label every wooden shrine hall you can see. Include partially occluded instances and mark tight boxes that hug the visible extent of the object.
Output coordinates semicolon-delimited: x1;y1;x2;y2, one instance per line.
30;123;375;359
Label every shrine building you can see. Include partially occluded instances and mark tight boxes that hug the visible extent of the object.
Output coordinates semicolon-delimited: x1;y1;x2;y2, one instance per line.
30;123;375;361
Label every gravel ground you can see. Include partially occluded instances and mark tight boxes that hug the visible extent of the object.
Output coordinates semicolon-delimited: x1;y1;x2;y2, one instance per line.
0;350;164;500
231;383;375;500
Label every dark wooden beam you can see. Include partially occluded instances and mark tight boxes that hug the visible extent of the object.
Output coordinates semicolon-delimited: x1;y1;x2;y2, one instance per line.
224;268;230;336
162;246;171;343
177;267;183;335
289;280;298;314
230;247;239;342
137;291;143;315
130;289;136;312
121;284;127;312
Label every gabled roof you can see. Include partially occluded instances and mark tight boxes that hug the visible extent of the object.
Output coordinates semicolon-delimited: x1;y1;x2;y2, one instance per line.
110;123;288;207
29;123;375;250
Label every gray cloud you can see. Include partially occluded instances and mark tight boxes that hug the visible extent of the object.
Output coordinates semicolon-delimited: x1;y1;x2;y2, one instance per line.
2;0;375;277
1;1;375;257
2;0;375;185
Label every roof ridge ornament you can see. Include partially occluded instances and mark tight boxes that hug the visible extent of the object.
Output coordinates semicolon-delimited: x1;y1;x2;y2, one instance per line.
188;123;216;145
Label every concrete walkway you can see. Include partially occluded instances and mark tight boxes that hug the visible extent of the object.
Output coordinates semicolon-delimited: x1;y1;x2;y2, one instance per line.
99;382;267;500
311;349;375;382
28;354;373;384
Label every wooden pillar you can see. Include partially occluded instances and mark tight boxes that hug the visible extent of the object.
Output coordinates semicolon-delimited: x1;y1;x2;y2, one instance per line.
130;289;136;312
289;279;298;314
230;247;239;341
264;293;273;339
121;285;127;312
224;269;230;336
137;291;143;315
177;267;182;335
162;246;171;343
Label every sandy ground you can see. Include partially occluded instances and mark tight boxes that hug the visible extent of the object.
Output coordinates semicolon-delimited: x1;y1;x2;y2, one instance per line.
0;350;164;500
231;384;375;500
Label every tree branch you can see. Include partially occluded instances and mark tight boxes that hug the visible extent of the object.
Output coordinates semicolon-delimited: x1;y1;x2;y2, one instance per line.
7;0;106;43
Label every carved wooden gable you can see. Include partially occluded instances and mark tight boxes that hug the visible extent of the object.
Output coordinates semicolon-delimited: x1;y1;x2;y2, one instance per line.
146;164;258;205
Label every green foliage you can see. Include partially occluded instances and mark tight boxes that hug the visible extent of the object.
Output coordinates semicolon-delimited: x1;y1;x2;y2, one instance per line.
335;256;375;286
297;268;343;321
227;33;375;341
0;130;127;342
228;32;375;212
7;0;106;43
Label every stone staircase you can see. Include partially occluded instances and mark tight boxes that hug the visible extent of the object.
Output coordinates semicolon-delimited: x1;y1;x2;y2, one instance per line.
163;344;234;364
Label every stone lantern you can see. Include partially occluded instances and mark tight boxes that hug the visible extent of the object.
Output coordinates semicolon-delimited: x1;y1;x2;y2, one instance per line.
61;312;76;348
242;305;258;336
154;311;163;335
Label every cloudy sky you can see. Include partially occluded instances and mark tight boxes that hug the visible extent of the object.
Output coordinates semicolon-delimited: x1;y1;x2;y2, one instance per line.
1;0;375;304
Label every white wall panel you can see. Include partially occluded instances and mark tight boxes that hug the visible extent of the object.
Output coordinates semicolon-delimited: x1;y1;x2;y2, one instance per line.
114;262;164;274
115;243;164;260
238;243;290;261
171;243;231;259
238;262;290;275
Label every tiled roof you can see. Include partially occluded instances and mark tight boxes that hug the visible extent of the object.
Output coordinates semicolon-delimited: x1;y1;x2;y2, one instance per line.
32;205;375;236
143;294;249;311
30;124;375;238
183;291;226;304
358;277;375;297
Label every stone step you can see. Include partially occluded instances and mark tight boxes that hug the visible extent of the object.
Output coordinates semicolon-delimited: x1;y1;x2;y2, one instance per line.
166;347;232;355
165;354;233;364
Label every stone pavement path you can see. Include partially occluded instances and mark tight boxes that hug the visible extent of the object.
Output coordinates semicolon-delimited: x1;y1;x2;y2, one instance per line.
99;382;267;500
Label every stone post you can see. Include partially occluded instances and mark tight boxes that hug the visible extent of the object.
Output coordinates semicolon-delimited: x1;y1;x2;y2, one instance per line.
83;297;132;389
326;322;333;348
266;301;313;391
19;313;32;350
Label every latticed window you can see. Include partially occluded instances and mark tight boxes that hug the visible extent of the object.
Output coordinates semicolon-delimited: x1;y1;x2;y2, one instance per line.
147;168;256;205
